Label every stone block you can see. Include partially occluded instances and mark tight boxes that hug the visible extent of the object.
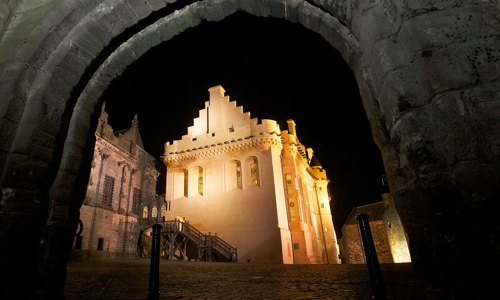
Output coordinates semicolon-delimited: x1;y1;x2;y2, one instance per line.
462;37;500;83
367;37;411;93
378;63;431;128
127;0;154;19
396;6;487;52
96;2;135;38
309;0;348;24
392;90;480;170
71;26;109;60
58;51;92;79
196;0;231;22
413;43;477;95
147;0;168;11
358;4;396;49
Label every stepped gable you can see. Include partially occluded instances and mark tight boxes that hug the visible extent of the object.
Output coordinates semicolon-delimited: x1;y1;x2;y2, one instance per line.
165;85;282;159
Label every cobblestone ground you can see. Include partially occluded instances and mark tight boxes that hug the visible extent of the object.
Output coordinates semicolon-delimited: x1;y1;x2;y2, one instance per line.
65;258;425;299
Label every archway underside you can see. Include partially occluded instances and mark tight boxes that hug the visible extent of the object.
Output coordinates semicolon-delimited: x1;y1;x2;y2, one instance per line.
0;0;499;299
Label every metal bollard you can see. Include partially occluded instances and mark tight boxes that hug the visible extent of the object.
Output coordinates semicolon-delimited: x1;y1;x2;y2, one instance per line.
147;224;162;300
356;214;387;300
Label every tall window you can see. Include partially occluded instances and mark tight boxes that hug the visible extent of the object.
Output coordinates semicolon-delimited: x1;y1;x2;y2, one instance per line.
245;157;259;187
236;161;242;189
173;169;188;199
225;160;241;191
183;170;188;197
152;205;157;218
100;175;114;206
161;204;166;218
142;206;148;219
132;188;141;214
251;161;259;186
198;167;204;195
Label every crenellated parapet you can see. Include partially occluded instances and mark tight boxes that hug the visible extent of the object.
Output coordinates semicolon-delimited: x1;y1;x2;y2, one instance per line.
164;87;282;165
165;131;282;167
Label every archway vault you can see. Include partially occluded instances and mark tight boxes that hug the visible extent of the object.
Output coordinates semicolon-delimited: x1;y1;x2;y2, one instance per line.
1;0;499;299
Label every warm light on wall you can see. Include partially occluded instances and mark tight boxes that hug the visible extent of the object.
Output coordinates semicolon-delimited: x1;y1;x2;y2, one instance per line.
389;239;412;263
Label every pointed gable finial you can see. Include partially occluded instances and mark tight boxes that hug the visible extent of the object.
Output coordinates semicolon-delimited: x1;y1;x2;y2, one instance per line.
99;101;109;124
132;114;139;127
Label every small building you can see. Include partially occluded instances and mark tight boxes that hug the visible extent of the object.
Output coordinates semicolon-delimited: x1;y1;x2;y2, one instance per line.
163;85;340;264
340;193;411;264
74;104;159;257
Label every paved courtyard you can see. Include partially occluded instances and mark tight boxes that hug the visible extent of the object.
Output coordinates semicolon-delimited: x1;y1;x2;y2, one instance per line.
65;258;425;299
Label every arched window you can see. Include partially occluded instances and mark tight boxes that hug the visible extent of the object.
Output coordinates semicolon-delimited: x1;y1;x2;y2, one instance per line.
142;206;148;219
236;161;242;189
198;167;204;196
161;204;166;218
152;205;157;218
245;156;260;187
225;160;242;191
173;169;188;199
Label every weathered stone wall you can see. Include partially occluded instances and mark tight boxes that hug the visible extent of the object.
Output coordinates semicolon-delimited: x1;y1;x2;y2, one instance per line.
382;193;411;263
74;106;158;259
340;208;394;264
0;0;498;298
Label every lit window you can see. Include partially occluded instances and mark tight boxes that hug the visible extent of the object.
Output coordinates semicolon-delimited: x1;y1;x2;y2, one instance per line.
152;205;157;218
142;206;148;219
183;170;188;197
225;160;241;191
236;161;242;189
246;157;259;187
100;175;115;206
198;167;204;195
161;204;166;218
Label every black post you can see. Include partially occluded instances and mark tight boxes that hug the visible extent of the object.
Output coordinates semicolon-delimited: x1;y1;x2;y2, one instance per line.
147;224;162;300
356;214;387;300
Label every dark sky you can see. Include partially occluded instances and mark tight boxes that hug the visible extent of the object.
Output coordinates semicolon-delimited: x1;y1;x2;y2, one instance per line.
102;12;388;236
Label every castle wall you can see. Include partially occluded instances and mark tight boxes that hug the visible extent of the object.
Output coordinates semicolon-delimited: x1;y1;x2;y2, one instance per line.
340;200;409;264
166;147;289;263
75;109;158;258
165;86;338;264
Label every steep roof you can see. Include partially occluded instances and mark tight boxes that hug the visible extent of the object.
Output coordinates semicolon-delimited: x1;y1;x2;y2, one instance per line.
310;155;322;167
344;201;386;226
119;114;144;149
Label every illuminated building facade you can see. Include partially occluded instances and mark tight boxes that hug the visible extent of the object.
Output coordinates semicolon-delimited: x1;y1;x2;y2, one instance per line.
74;104;159;257
164;86;340;264
339;193;411;264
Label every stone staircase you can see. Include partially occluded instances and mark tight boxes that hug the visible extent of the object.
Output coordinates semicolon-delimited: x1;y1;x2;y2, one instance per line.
159;219;238;262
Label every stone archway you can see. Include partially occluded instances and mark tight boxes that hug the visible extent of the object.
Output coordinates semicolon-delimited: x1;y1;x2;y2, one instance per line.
0;1;498;299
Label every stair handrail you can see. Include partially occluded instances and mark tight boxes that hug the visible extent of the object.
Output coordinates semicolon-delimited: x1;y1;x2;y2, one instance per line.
159;219;238;261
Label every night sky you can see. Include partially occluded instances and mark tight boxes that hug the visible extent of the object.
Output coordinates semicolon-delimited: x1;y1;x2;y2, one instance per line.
101;12;387;236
